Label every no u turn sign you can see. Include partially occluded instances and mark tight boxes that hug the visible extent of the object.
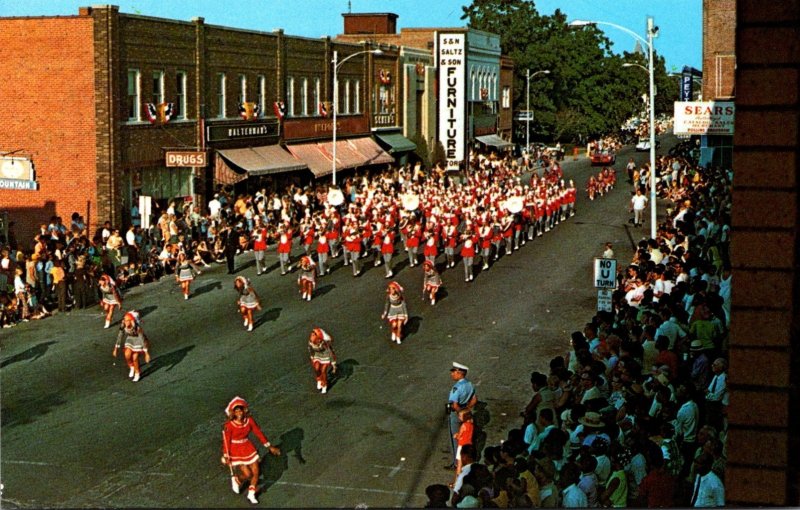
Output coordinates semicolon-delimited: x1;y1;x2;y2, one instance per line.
593;258;617;288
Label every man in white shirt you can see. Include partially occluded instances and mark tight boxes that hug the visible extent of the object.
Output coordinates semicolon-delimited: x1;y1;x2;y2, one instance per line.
690;453;725;507
705;358;729;433
450;444;475;507
208;194;222;220
630;188;648;228
560;462;589;508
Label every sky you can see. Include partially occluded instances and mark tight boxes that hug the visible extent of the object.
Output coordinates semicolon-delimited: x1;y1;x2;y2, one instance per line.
1;0;702;71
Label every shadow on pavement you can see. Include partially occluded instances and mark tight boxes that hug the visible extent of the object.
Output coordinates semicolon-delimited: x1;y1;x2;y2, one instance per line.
315;284;336;298
1;392;68;428
255;308;281;328
137;305;158;319
260;427;306;490
192;280;223;298
328;358;359;391
141;345;196;376
1;341;58;368
406;316;423;337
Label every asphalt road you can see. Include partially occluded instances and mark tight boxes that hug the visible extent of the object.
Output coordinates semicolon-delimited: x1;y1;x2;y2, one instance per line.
0;136;676;508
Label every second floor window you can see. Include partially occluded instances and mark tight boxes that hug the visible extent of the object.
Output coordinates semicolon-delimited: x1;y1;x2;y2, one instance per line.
257;75;266;117
217;73;226;118
127;69;140;121
152;71;164;105
287;77;295;117
175;71;187;119
238;74;247;104
313;78;321;116
354;80;360;113
502;86;510;109
301;78;308;116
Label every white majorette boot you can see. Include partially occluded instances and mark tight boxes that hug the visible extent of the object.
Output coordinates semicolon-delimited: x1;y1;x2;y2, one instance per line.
247;487;258;504
128;367;135;378
231;476;241;494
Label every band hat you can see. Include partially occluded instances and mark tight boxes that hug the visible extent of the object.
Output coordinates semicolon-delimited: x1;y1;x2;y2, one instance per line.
225;396;248;417
656;373;671;386
690;339;705;351
451;362;469;372
578;411;605;428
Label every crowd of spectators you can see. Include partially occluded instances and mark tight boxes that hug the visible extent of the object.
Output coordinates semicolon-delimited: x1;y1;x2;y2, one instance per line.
433;140;731;508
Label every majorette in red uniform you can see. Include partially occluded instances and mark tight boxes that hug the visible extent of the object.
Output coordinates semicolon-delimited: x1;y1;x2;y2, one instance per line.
251;218;269;275
422;230;439;265
297;256;316;301
315;231;330;276
343;224;362;277
234;276;261;332
308;327;337;394
220;397;281;504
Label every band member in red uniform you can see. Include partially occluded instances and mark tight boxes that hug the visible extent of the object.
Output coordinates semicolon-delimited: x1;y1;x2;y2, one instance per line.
443;221;458;268
422;260;443;305
251;217;269;275
479;222;492;271
98;274;122;329
406;222;421;267
460;229;477;282
276;223;293;275
112;310;151;382
422;230;439;266
308;327;337;394
382;281;408;344
343;223;362;277
297;256;316;301
380;229;396;278
315;231;330;276
221;397;281;504
300;216;315;257
234;276;261;332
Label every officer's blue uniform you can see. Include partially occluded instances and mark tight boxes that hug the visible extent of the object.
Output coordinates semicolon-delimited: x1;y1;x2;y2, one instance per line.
448;377;475;464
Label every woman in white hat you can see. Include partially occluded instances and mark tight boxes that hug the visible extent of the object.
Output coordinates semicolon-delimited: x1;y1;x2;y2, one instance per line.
382;281;408;344
234;276;261;332
112;310;150;382
221;397;281;504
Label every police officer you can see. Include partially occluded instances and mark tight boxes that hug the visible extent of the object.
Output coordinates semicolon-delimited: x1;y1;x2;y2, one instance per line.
446;362;477;469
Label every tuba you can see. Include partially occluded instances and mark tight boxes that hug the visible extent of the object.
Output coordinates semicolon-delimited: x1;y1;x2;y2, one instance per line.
504;196;524;214
401;193;420;211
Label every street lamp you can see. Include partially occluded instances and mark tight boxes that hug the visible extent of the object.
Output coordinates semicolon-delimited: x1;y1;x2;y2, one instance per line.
525;69;550;156
331;47;383;186
571;18;659;238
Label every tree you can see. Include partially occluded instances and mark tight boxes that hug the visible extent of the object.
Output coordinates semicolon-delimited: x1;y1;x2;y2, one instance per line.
461;0;675;141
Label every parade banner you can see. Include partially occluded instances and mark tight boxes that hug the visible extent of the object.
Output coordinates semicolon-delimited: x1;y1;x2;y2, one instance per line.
437;32;466;171
674;101;735;135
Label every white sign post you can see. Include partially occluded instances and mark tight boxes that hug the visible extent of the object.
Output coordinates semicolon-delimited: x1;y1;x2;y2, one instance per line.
437;32;466;171
593;258;617;288
597;289;614;312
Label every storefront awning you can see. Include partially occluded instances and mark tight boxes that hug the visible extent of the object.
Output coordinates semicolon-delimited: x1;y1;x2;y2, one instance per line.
374;132;417;154
476;134;514;150
287;137;394;178
286;143;335;178
216;145;307;176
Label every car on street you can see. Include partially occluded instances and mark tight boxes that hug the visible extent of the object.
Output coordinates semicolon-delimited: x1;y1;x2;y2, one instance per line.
590;149;616;165
635;138;661;151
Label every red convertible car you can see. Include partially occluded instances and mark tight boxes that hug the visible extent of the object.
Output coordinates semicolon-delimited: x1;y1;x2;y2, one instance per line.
590;149;616;166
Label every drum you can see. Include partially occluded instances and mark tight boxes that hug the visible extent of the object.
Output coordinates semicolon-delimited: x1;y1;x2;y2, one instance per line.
327;187;345;206
505;196;524;214
402;193;420;211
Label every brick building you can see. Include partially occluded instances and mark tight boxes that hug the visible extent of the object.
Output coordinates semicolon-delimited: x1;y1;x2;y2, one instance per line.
0;6;398;242
700;0;736;167
337;13;515;169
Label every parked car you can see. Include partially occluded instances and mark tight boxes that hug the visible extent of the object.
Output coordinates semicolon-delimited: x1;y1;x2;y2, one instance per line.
635;138;661;151
590;149;616;165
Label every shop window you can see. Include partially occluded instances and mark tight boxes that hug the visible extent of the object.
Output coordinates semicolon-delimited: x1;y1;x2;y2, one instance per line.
127;69;140;121
140;167;193;199
175;71;187;119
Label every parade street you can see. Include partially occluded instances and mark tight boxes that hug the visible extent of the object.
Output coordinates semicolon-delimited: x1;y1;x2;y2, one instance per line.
0;136;675;508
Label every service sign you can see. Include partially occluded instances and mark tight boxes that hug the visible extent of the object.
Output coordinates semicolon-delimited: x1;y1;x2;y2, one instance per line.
165;151;207;167
0;156;38;190
673;101;735;136
437;32;466;171
594;258;617;289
